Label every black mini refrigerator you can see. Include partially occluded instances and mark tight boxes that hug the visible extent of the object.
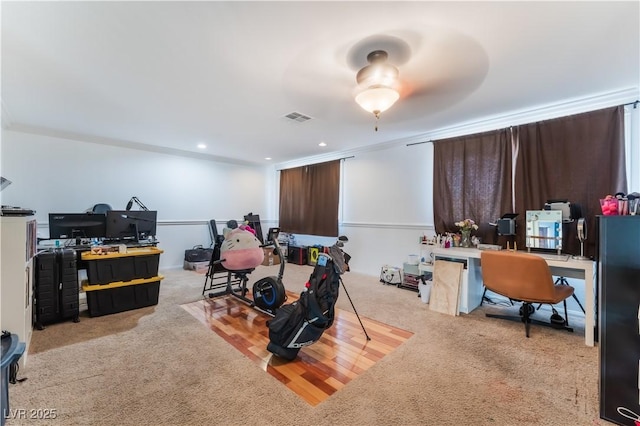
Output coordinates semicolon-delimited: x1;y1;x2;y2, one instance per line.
598;215;640;426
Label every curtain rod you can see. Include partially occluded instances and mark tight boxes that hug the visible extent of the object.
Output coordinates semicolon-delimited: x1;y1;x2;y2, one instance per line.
407;101;639;147
406;140;432;146
276;156;354;171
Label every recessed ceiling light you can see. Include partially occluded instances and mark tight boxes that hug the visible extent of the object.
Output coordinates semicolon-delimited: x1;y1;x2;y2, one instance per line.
265;157;272;160
319;142;327;147
197;143;207;149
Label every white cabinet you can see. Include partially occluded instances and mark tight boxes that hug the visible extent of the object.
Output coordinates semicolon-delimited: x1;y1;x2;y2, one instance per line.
1;216;37;369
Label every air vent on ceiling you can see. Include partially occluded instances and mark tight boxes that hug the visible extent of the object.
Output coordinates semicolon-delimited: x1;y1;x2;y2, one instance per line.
284;112;312;123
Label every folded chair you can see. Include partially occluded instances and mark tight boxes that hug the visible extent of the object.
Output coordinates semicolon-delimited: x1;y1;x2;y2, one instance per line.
480;251;574;337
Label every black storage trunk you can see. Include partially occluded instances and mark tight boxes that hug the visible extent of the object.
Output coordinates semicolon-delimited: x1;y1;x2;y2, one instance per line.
85;250;161;285
86;256;136;285
287;246;308;265
133;254;160;279
34;248;80;329
84;278;161;317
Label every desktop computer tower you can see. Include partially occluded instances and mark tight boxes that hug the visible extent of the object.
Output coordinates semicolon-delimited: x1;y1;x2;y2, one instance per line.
34;248;80;329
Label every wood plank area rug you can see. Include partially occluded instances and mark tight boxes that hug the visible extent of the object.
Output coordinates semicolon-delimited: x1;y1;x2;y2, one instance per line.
181;295;413;406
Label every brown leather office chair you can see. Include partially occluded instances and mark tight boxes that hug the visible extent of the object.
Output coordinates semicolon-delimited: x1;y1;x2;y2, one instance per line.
480;250;574;337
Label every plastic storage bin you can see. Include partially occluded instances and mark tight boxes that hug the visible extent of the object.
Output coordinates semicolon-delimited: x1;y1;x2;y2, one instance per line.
1;333;25;426
82;275;164;317
82;247;162;285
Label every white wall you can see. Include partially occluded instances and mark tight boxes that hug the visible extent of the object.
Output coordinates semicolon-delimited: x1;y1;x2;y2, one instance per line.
0;130;270;268
340;142;435;272
270;142;436;276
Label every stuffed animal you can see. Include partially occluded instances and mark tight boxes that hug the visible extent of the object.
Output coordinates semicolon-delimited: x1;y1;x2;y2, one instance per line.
220;227;264;271
238;222;256;236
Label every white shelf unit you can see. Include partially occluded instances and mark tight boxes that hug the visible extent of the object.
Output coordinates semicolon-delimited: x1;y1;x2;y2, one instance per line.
1;215;37;369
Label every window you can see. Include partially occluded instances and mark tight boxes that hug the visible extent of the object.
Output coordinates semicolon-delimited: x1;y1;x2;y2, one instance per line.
279;160;340;237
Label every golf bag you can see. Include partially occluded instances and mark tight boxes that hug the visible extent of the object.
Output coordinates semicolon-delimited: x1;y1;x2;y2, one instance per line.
266;253;341;361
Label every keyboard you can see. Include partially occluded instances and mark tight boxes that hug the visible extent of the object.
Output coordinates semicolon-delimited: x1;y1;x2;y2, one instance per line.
534;253;569;261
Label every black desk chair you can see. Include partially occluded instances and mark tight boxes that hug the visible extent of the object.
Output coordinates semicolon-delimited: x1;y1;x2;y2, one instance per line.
91;203;112;214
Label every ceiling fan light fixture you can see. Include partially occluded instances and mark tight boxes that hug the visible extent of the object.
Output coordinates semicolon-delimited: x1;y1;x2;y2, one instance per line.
356;50;399;87
354;49;400;131
355;86;400;116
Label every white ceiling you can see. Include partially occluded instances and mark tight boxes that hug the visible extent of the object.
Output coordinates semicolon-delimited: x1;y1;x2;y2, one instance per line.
2;1;639;166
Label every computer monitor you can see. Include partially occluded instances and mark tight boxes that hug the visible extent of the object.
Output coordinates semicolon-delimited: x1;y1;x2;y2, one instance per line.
48;213;107;239
106;210;157;241
525;210;563;251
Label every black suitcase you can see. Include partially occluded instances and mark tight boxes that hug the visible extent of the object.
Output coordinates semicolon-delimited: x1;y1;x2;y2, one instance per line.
184;245;214;263
34;248;80;329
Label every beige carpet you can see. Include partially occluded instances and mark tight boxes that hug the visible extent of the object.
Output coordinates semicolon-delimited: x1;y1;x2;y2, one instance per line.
8;263;607;425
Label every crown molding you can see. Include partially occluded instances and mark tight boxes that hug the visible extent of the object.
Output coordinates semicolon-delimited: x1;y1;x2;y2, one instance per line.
274;87;639;170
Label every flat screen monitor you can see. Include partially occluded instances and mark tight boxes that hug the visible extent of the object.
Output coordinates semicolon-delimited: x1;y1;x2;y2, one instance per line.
49;213;107;239
106;210;157;241
525;210;563;250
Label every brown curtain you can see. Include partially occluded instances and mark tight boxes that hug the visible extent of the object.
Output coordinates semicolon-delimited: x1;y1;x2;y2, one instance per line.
513;106;627;257
433;129;513;246
278;160;340;237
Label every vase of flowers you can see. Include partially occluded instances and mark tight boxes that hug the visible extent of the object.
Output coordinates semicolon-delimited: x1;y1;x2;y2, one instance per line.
455;219;478;248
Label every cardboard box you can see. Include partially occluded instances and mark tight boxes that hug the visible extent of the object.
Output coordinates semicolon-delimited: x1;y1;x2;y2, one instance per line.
261;247;281;266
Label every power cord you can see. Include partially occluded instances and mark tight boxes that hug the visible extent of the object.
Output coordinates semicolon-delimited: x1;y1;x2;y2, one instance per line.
2;330;27;384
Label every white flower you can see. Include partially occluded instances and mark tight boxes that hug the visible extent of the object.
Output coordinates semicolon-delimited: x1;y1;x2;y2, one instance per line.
456;218;478;232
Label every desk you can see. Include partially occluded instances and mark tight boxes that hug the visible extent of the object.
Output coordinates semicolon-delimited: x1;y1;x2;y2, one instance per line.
430;247;596;347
